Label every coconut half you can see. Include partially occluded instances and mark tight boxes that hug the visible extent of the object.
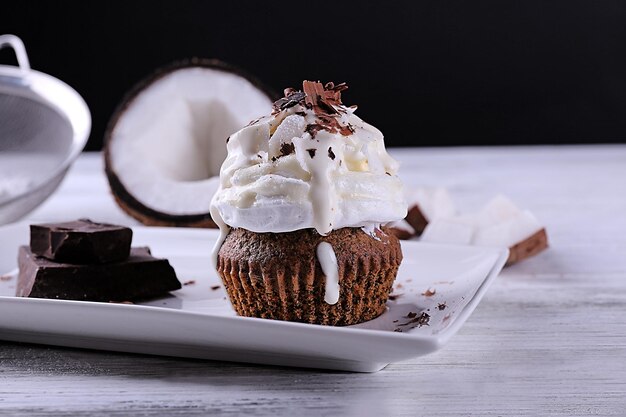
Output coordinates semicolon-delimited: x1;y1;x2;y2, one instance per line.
104;59;276;227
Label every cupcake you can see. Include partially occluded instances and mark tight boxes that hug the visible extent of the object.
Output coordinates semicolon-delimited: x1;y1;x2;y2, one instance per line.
210;81;407;325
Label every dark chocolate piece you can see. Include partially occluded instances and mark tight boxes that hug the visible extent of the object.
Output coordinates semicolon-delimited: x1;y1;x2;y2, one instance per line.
17;246;181;302
30;219;132;264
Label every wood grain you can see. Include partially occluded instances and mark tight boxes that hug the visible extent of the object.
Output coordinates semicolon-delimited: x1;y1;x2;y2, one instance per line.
1;146;625;416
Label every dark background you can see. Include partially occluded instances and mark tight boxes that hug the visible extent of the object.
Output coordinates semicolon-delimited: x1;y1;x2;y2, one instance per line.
2;0;626;149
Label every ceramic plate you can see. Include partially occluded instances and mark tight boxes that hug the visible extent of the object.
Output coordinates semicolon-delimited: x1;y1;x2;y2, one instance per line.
0;222;508;372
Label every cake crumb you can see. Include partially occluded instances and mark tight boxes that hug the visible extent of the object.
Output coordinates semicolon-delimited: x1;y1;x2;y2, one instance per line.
0;274;12;281
422;288;436;297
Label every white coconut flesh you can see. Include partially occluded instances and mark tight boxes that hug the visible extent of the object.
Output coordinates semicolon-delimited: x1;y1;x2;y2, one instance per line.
108;67;273;215
420;194;544;249
408;187;457;221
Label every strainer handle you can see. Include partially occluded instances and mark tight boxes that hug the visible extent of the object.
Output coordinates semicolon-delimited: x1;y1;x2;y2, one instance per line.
0;34;31;76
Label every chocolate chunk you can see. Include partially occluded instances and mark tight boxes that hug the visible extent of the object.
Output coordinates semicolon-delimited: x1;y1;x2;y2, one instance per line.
16;246;181;302
30;219;132;264
279;142;295;157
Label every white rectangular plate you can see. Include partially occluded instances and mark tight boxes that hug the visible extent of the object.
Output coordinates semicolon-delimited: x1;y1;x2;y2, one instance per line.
0;223;508;372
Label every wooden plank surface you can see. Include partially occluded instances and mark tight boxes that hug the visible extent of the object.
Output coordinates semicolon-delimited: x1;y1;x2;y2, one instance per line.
1;146;625;416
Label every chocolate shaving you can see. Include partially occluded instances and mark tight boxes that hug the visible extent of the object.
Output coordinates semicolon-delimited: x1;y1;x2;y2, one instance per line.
306;148;317;158
305;123;324;138
399;312;430;327
183;280;196;286
210;285;221;291
279;142;295;157
328;147;336;160
273;80;354;137
272;91;307;112
246;116;264;126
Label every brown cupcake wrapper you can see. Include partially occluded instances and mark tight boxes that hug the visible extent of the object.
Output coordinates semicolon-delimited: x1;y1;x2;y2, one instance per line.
217;230;401;326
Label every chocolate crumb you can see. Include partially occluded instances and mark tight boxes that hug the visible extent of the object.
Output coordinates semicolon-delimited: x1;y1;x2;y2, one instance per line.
385;172;391;176
400;312;430;327
279;142;295;157
437;302;447;310
183;280;196;286
328;147;336;160
422;288;436;297
305;123;324;138
226;136;230;143
210;285;221;291
388;293;403;301
306;148;317;158
405;311;417;318
271;156;277;162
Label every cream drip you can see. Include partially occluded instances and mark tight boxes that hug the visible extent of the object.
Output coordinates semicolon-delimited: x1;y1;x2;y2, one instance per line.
316;242;340;305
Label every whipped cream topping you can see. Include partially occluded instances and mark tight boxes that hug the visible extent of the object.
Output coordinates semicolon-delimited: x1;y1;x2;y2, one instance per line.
210;81;407;236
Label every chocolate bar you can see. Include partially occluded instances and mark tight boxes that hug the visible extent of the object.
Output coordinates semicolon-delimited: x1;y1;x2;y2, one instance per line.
17;246;181;302
30;219;132;264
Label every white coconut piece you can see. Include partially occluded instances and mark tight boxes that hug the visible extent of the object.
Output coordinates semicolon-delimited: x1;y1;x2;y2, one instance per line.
405;187;457;234
417;194;548;264
420;217;474;245
413;187;457;221
473;210;543;248
105;63;274;224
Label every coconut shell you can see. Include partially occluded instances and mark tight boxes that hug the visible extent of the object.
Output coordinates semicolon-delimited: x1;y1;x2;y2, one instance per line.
506;228;548;266
103;58;278;228
405;204;429;235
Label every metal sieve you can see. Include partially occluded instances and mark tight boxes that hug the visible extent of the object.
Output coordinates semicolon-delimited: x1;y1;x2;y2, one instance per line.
0;34;90;224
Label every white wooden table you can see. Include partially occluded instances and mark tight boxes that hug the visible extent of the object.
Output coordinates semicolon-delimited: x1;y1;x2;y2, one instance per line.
1;146;625;416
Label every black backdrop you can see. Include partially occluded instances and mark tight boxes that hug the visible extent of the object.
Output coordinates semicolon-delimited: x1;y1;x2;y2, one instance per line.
2;0;626;150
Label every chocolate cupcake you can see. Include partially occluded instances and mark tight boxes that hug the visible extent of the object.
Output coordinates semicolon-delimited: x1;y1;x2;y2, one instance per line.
210;81;407;325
